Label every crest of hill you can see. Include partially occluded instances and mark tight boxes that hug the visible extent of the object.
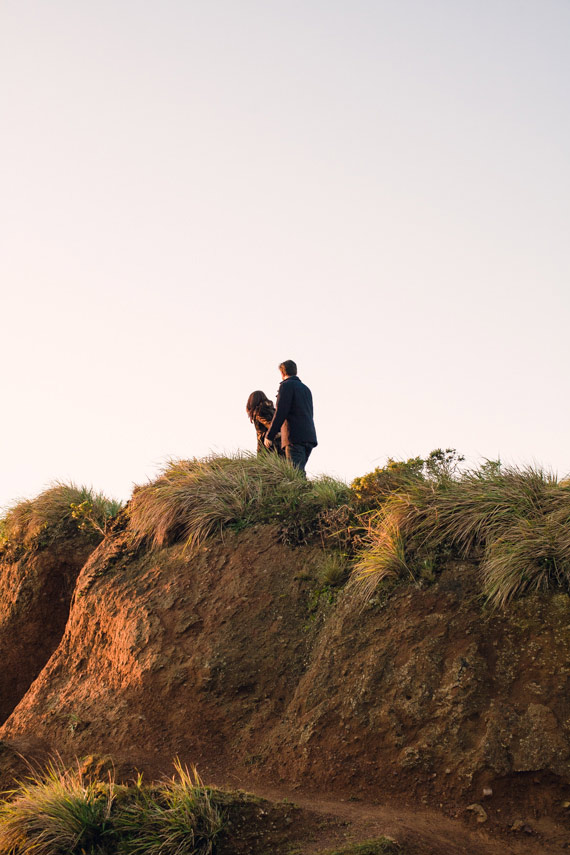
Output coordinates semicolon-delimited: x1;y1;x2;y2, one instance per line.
1;453;570;838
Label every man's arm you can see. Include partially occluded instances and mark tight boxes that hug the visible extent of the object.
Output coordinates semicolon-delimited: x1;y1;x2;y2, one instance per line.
265;382;293;442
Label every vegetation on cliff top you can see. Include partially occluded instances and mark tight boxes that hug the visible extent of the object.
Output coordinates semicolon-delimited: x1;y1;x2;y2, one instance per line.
127;452;349;550
3;450;570;608
0;484;122;558
351;452;570;607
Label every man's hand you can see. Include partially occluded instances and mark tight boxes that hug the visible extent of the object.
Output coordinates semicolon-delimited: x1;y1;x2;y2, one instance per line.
264;436;273;450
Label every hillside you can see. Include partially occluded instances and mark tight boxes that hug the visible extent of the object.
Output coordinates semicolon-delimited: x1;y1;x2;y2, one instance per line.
1;454;570;854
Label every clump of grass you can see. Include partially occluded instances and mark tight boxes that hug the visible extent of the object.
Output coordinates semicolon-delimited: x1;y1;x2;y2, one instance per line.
115;760;222;855
0;484;122;555
316;551;350;588
392;466;566;558
0;759;222;855
482;515;570;608
351;463;570;607
128;453;349;550
0;760;116;855
350;507;410;601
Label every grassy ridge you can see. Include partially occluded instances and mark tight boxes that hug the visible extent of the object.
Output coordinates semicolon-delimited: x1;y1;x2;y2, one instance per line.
3;451;570;607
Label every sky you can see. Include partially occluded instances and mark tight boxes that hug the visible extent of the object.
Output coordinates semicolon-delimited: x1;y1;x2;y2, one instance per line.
2;0;570;508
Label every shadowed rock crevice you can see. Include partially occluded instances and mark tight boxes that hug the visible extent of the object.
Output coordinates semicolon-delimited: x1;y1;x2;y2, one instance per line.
0;540;95;723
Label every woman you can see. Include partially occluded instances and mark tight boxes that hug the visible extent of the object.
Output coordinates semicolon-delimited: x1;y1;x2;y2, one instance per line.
246;390;283;456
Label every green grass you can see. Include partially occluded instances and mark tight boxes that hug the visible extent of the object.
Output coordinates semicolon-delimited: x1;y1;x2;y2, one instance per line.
0;484;122;555
315;551;350;588
3;451;569;609
0;760;115;855
0;760;222;855
351;464;570;607
127;453;349;550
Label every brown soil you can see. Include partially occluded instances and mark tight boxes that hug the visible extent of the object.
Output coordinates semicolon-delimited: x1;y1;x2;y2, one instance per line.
0;539;94;723
1;526;570;853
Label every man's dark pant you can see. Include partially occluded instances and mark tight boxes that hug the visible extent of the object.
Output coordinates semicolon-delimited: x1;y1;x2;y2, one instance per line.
285;443;314;474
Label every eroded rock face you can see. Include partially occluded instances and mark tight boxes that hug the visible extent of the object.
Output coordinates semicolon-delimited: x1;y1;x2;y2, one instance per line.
261;573;570;800
0;540;95;723
2;528;570;807
0;527;320;770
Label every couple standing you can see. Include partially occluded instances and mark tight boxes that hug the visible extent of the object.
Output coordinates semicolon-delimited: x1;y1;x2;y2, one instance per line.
246;360;317;474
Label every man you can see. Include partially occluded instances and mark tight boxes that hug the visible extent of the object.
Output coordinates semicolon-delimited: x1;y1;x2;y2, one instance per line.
264;360;317;473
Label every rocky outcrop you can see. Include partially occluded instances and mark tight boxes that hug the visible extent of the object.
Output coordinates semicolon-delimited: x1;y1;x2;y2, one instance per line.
261;570;570;801
0;526;319;771
1;527;570;811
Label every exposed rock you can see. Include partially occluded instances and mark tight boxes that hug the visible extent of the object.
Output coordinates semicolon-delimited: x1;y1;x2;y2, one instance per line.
1;528;570;817
466;803;488;823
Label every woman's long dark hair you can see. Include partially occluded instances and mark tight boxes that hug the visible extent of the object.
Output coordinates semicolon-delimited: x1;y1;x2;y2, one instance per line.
246;390;269;422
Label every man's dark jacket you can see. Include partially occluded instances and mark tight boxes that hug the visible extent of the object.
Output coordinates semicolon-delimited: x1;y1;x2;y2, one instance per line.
266;376;317;448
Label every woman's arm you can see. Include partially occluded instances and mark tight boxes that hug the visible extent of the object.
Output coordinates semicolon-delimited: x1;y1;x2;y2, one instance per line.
255;401;275;430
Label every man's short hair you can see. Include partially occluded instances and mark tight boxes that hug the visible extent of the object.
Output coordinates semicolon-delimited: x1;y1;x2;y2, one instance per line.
279;360;297;376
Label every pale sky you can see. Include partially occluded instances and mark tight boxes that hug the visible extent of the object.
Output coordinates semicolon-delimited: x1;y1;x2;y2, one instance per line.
2;0;570;509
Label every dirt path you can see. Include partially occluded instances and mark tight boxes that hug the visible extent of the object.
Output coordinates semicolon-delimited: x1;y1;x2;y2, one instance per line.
260;786;568;855
203;765;569;855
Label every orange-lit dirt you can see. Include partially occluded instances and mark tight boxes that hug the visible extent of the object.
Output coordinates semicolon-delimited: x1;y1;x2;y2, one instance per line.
1;526;570;853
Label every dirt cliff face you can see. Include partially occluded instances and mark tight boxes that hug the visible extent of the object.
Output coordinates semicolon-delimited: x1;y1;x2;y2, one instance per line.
2;527;570;819
0;539;95;724
0;526;319;772
262;567;570;805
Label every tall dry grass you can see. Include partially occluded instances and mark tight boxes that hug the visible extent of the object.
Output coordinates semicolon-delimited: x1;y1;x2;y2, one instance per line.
351;465;570;606
0;761;115;855
0;484;122;553
114;760;221;855
128;453;349;550
0;759;222;855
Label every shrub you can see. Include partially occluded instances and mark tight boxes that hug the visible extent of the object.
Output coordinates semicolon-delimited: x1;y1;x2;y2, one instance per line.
127;453;349;550
350;449;465;512
0;484;122;554
350;457;425;511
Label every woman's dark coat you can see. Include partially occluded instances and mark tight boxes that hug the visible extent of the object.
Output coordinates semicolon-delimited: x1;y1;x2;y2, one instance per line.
251;400;283;456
